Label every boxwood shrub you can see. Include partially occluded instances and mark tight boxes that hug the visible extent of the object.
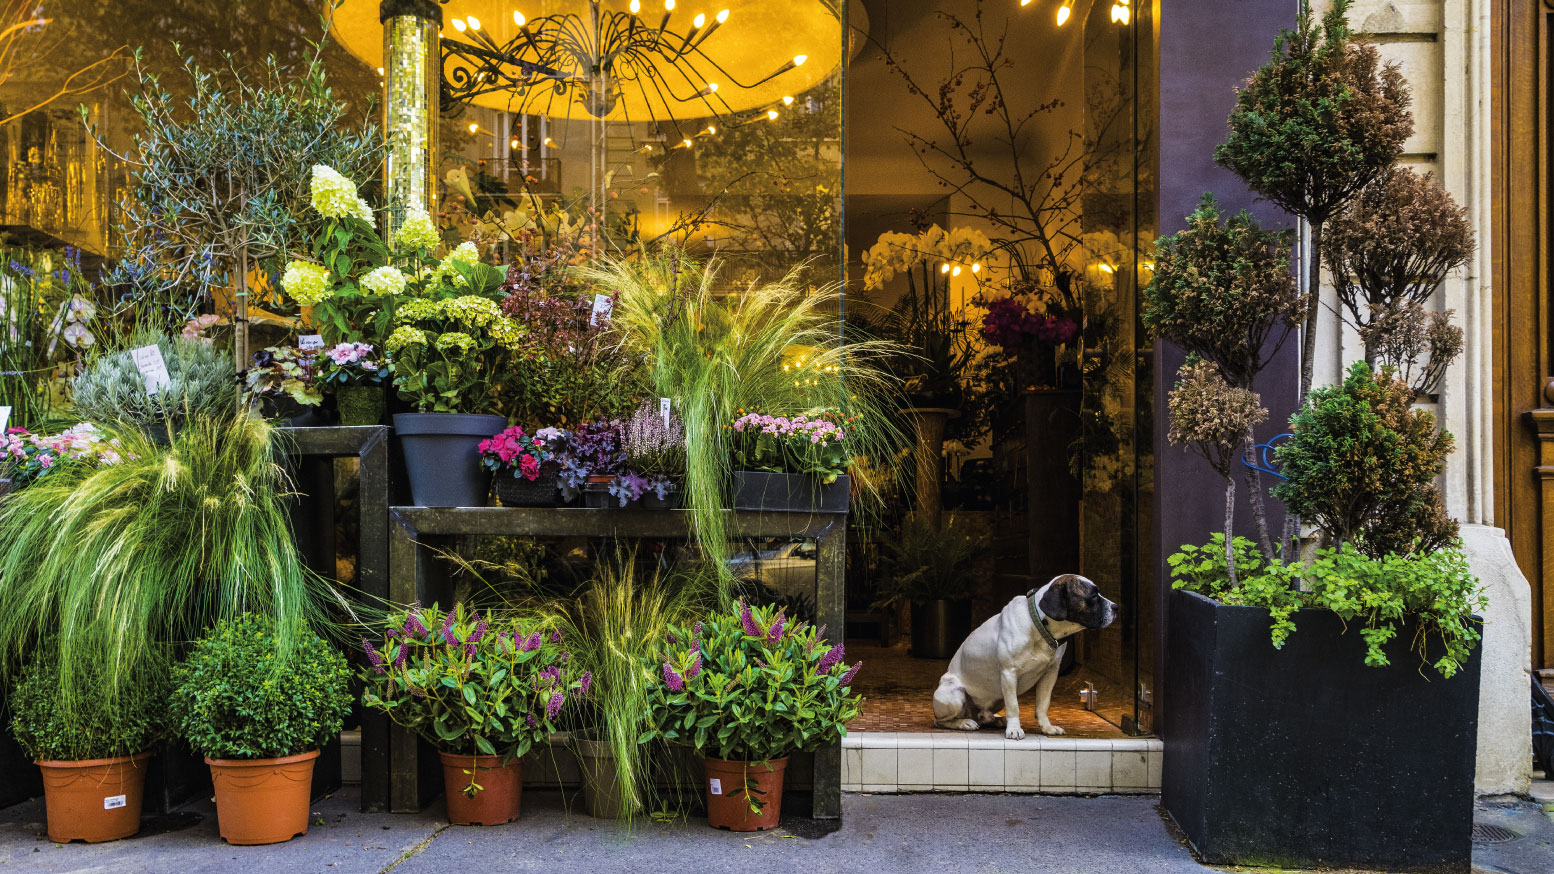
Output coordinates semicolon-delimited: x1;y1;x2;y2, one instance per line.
9;648;167;762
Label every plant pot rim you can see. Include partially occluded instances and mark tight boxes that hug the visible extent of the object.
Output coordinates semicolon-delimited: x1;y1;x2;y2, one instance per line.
704;755;790;769
437;750;513;764
585;474;616;483
1173;587;1483;624
36;750;152;769
204;749;321;767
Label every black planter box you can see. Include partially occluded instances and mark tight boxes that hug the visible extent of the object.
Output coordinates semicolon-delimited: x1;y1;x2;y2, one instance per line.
732;472;849;513
1162;588;1481;873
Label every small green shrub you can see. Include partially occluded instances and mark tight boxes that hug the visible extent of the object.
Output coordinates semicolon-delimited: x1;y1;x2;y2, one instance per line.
170;614;352;760
874;513;989;605
72;334;236;430
10;649;168;761
1168;534;1485;677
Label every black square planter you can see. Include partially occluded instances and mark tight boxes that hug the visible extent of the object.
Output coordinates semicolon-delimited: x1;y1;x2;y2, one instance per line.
1162;588;1481;873
732;472;849;513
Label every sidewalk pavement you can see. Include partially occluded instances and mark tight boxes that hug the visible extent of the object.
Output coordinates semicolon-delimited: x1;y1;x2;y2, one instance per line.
1;788;1550;874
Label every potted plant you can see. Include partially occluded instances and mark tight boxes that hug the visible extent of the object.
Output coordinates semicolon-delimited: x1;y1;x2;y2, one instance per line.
875;513;989;659
0;424;127;493
642;601;862;831
479;424;560;507
70;332;236;442
555;420;629;509
169;614;352;845
360;603;583;826
319;341;392;426
9;650;166;843
622;402;686;509
245;345;329;427
728;410;853;512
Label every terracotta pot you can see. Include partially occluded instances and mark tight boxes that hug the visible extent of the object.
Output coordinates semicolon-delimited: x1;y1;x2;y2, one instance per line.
36;751;151;843
205;749;318;845
703;757;787;831
439;752;522;826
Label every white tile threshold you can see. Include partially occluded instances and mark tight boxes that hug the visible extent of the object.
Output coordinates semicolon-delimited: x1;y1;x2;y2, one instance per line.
842;731;1162;794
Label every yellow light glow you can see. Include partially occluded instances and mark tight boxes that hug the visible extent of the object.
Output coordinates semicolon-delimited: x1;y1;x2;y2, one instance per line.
513;11;526;26
1098;263;1115;274
665;0;675;9
705;125;717;135
450;18;466;32
693;13;705;27
782;95;794;105
971;263;981;274
951;265;962;277
543;136;555;146
940;263;951;274
1021;0;1032;5
793;54;808;66
465;15;481;30
717;9;730;22
1111;2;1129;24
468;122;480;133
629;0;640;12
510;138;519;148
766;109;779;120
682;138;693;148
376;67;384;75
707;82;719;92
1057;1;1073;25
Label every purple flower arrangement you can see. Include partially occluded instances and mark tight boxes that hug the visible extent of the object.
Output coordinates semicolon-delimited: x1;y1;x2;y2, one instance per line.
318;342;392;388
979;296;1080;355
621;402;686;500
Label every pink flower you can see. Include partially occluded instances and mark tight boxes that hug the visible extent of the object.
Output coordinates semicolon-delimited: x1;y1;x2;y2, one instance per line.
662;661;684;692
519;454;540;480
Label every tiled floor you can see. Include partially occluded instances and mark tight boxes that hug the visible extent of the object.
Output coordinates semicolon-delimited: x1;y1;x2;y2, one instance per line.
841;732;1162;794
844;642;1125;738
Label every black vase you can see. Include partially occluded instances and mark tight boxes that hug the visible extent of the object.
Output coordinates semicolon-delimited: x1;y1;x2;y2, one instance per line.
393;413;508;507
910;599;974;660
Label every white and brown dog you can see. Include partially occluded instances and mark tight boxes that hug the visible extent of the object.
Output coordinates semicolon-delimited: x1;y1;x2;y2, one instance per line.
932;574;1119;739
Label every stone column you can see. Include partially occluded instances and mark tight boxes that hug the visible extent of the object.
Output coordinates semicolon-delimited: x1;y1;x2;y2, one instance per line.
380;0;441;242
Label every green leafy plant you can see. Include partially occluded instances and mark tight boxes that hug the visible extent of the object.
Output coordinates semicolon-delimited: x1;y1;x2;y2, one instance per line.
10;648;168;762
727;410;855;484
1168;533;1485;677
642;601;862;768
0;245;99;429
385;295;522;414
244;345;323;406
71;333;237;432
874;513;990;606
1273;361;1456;557
170;614;351;760
359;603;582;784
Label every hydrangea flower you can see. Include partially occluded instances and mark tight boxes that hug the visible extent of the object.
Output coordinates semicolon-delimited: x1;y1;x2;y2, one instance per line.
395;208;439;251
310;165;363;220
360;265;408;297
447;241;481;265
435;332;475;353
282;260;331;307
385;326;428;351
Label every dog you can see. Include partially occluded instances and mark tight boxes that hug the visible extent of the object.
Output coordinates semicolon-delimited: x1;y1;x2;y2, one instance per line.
932;574;1119;739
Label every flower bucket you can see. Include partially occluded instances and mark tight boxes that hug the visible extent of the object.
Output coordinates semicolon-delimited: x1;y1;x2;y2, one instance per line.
703;757;787;831
336;385;385;427
493;472;558;507
36;752;151;843
394;413;508;507
205;749;317;845
440;752;523;826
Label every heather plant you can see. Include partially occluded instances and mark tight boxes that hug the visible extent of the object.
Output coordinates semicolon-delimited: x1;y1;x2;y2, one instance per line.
71;332;237;432
1273;361;1457;558
10;648;168;762
170;614;351;760
622;402;686;499
1323;167;1473;390
1214;0;1413;399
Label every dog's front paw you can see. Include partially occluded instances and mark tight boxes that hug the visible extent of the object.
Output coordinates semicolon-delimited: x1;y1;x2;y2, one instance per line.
1005;723;1026;740
1040;724;1066;737
953;719;979;731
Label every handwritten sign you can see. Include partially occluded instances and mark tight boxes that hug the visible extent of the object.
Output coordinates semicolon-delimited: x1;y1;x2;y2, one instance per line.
589;293;613;326
298;334;325;351
660;398;672;427
131;345;172;396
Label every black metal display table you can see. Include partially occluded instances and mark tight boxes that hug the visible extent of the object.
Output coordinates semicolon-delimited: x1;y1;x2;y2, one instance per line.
377;506;847;820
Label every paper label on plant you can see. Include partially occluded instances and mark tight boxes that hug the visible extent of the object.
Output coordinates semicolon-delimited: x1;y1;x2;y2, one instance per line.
298;334;325;351
131;345;172;396
0;406;9;432
103;794;126;810
708;778;722;796
589;294;613;326
660;397;671;427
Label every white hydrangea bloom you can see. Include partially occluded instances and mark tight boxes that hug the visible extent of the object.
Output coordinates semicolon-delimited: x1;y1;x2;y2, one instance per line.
310;165;361;220
447;241;481;265
281;260;332;306
360;265;408;297
395;208;440;251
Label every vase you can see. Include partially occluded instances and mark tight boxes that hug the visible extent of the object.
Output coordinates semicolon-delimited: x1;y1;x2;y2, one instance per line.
703;757;787;831
36;751;151;843
336;385;385;427
205;749;318;845
393;413;508;507
492;471;559;507
439;752;523;826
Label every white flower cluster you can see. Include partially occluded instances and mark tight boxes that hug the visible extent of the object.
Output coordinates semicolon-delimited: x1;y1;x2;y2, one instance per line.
395;208;440;252
310;164;375;227
861;225;993;290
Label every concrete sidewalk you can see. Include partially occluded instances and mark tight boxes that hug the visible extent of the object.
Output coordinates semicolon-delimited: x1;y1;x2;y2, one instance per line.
1;788;1549;874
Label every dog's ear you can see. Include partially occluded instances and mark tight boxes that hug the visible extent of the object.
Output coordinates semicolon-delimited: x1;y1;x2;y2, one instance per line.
1039;575;1075;620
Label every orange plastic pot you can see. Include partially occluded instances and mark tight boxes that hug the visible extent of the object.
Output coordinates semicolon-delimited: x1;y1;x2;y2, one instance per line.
703;757;787;831
205;749;318;845
440;752;523;826
36;751;151;843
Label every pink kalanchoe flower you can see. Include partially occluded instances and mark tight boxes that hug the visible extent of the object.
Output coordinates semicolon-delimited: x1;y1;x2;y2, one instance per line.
662;661;684;692
840;661;863;686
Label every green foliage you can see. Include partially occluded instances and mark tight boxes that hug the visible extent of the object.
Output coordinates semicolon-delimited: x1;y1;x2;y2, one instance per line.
1273;361;1457;556
10;648;168;762
170;614;351;760
387;296;521;415
728;410;854;484
641;602;862;765
1168;534;1485;677
71;333;236;431
244;345;323;406
0;246;98;429
874;513;989;605
360;603;582;768
0;414;337;722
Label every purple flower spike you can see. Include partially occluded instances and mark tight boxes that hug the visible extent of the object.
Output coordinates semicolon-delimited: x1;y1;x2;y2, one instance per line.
840;661;863;686
438;609;456;644
549;629;562;644
468;616;489;646
692;620;703;638
579;671;593;697
818;643;844;673
363;639;387;675
740;600;762;638
523;632;542;652
685;651;703;681
405;610;427;637
546;690;564;719
393;643;408;668
663;661;684;692
767;614;785;644
526;713;538;729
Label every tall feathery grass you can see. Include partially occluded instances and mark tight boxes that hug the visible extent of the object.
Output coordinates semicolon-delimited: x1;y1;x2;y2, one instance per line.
0;413;340;716
578;254;908;581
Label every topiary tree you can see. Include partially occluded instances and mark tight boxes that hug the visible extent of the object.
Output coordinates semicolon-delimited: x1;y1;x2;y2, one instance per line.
1323;166;1473;390
1145;194;1306;559
1272;361;1457;558
1214;0;1413;401
1167;359;1269;585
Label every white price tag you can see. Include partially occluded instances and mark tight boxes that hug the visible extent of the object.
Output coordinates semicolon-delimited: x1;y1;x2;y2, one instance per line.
659;397;671;427
298;334;325;351
708;778;722;796
131;345;172;396
0;406;10;432
589;293;613;326
103;794;126;810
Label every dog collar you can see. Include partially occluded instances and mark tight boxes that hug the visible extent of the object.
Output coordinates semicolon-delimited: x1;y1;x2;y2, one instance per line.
1027;589;1060;648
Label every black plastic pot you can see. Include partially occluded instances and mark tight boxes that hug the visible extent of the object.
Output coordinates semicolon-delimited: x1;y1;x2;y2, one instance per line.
575;736;630;819
909;599;974;660
492;472;558;507
582;479;616;509
260;396;333;428
393;413;508;507
1161;588;1481;872
640;483;682;510
732;472;849;512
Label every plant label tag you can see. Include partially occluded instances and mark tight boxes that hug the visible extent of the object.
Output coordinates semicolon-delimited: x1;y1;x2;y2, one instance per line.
103;794;126;810
660;397;671;427
0;406;10;432
589;294;613;326
131;345;172;396
708;778;723;796
298;334;325;351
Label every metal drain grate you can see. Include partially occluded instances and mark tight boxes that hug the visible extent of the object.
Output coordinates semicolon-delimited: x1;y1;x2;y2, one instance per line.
1471;823;1522;844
